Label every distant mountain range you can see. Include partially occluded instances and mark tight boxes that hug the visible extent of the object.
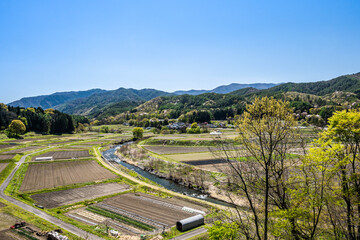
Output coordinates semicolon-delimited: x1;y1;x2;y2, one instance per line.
7;73;360;118
173;83;278;95
8;82;277;115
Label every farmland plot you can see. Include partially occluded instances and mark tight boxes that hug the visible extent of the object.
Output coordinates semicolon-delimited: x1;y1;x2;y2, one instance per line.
4;146;42;154
143;145;216;154
31;182;130;208
99;193;198;227
31;150;91;161
0;154;16;160
0;144;12;149
0;163;8;173
166;152;219;162
20;160;118;192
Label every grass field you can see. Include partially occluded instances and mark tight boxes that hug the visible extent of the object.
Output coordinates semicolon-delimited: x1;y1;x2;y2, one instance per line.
20;160;118;192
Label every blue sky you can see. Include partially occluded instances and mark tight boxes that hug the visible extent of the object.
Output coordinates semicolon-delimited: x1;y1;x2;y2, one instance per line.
1;0;359;103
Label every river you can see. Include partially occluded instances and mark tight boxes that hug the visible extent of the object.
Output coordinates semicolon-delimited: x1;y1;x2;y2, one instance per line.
102;145;233;207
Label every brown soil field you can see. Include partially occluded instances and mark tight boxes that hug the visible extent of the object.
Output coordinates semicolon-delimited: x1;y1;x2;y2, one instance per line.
0;154;15;160
81;141;111;145
4;138;42;143
0;229;27;240
100;192;197;227
67;145;93;149
4;146;42;154
31;183;130;208
143;145;242;155
0;212;19;230
153;136;186;140
48;140;76;145
31;150;91;161
193;163;229;172
0;163;9;173
143;145;215;154
0;144;12;149
20;160;118;192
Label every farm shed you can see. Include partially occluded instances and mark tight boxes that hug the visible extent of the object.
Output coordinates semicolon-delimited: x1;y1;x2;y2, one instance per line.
176;214;204;232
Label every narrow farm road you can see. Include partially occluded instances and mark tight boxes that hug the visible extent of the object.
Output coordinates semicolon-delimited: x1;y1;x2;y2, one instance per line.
0;150;104;240
170;227;208;240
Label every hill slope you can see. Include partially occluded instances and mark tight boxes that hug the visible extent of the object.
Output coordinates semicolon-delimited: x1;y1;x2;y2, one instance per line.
57;88;173;116
173;83;277;95
256;73;360;97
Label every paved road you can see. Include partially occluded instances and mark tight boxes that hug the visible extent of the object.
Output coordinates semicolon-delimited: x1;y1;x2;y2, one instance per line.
170;227;208;240
0;150;104;240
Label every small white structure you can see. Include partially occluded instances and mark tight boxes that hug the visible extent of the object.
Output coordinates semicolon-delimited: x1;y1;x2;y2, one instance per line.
182;207;205;215
35;156;53;161
210;131;222;135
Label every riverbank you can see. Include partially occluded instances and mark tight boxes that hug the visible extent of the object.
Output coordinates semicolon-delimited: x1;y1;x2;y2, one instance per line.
113;143;246;207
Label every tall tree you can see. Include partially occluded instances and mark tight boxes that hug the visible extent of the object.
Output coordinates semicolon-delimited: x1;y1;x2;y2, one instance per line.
211;97;302;240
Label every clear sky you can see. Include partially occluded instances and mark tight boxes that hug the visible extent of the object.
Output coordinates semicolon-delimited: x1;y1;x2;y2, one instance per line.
1;0;359;103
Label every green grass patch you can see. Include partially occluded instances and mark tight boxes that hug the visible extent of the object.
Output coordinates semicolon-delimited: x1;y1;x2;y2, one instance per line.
87;205;155;231
0;161;16;184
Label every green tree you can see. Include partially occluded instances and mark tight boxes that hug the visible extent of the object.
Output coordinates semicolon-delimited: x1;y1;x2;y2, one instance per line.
320;110;360;239
0;103;8;111
7;119;26;137
132;127;144;140
207;220;239;240
213;97;302;240
187;122;201;134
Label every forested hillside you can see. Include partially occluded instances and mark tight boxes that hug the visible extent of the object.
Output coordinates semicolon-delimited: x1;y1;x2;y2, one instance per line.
253;73;360;96
8;89;105;109
57;88;172;115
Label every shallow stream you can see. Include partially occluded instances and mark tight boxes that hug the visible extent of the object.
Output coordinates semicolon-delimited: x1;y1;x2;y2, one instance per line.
102;145;232;207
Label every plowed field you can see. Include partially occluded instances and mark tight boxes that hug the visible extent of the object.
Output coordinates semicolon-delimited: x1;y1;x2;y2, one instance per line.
100;193;196;227
31;183;130;208
0;163;8;173
32;150;91;161
0;154;15;160
4;146;42;154
20;160;118;192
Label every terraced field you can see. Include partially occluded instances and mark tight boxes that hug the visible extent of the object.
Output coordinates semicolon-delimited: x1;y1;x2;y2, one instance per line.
4;146;42;154
0;144;12;149
32;150;91;161
0;163;8;173
0;154;15;160
31;183;130;208
20;160;118;192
